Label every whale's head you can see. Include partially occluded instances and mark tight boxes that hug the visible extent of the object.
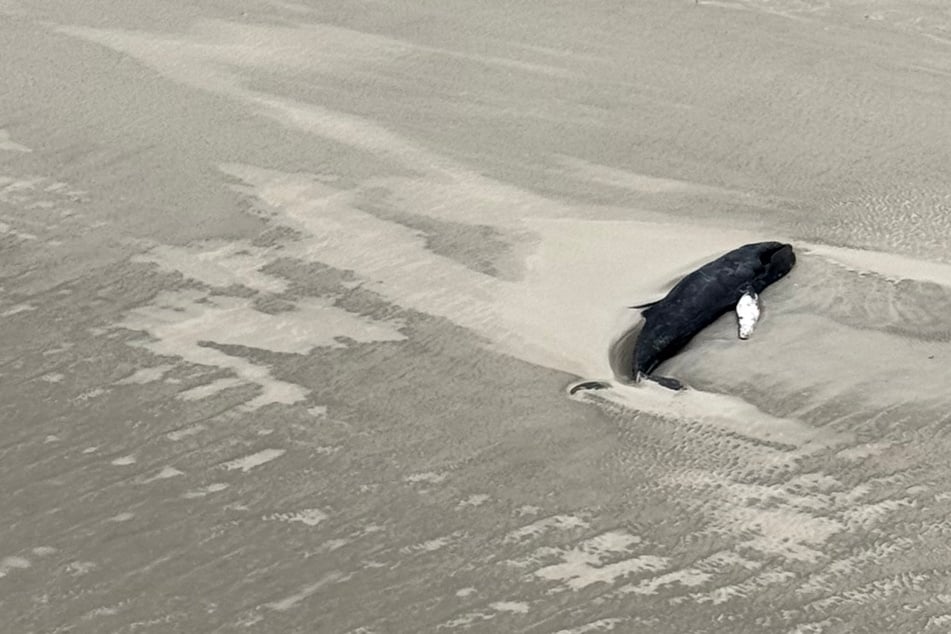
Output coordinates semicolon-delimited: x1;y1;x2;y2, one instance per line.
753;242;796;288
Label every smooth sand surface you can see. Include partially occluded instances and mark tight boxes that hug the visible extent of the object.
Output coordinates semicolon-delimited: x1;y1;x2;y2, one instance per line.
3;1;951;632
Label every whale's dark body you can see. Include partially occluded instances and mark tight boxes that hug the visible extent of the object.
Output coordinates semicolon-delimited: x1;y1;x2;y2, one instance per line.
631;241;796;390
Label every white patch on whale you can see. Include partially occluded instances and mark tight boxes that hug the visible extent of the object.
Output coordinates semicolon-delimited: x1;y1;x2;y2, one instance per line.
736;291;760;340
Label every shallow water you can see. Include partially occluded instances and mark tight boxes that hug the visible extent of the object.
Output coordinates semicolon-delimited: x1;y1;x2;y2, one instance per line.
3;1;951;632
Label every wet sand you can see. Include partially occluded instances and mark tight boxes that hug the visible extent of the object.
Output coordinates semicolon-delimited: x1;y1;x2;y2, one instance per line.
3;1;951;632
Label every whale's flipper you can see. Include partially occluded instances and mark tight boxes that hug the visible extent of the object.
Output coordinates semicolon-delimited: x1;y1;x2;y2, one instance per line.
647;375;685;391
634;371;685;391
736;291;760;340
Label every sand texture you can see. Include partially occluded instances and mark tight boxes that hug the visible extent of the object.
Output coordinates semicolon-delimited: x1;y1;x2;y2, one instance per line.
3;1;951;632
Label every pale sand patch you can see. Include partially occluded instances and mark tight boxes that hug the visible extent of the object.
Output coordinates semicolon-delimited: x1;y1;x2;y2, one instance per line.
729;507;842;563
399;531;465;555
522;530;669;591
132;290;406;355
0;176;43;194
134;242;288;294
177;377;245;402
220;448;285;472
536;551;669;591
927;614;951;629
0;222;37;240
165;425;204;441
456;494;489;509
440;611;497;629
118;288;404;410
42;343;73;356
265;571;348;611
683;569;797;606
619;568;712;596
66;561;97;576
264;509;328;527
0;129;31;153
1;303;36;316
836;442;893;461
183;483;229;499
0;556;31;578
504;514;589;543
490;601;530;614
115;364;173;385
404;472;447;485
554;618;626;634
142;466;184;483
74;388;107;402
614;553;755;601
82;606;121;619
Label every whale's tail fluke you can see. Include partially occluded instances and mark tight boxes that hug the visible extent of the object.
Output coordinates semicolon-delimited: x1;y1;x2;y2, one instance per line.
567;380;611;396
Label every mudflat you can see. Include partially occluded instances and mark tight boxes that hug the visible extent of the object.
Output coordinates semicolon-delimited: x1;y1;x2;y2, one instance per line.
3;1;951;632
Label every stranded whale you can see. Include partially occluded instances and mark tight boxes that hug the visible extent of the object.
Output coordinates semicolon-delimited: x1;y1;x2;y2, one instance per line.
569;241;795;395
630;241;795;390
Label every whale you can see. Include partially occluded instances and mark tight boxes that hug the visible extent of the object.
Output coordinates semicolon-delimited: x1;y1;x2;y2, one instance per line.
569;241;795;396
629;241;795;390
